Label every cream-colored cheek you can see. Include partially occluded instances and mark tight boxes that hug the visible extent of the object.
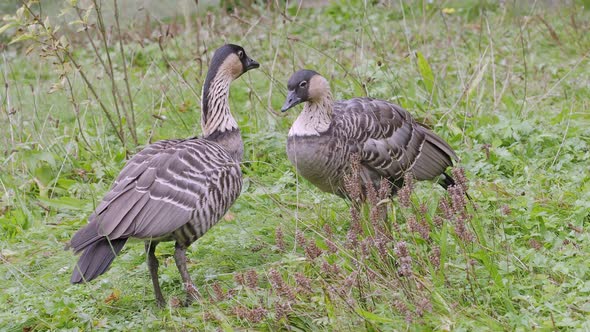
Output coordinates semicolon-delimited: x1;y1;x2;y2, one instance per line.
308;75;328;101
218;54;243;79
229;59;243;78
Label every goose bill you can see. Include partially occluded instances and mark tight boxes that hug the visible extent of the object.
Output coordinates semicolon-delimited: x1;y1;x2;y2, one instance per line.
281;90;302;112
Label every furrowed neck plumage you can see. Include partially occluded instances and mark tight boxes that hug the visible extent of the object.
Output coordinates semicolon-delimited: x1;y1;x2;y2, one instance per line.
288;91;334;137
201;73;238;138
200;53;244;162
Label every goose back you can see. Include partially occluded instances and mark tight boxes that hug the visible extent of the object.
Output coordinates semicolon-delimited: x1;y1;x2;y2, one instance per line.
287;97;457;197
70;138;242;281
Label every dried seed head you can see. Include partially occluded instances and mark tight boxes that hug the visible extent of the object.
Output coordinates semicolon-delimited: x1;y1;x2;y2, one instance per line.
246;269;258;289
394;241;412;277
234;272;245;286
379;178;391;200
367;182;379;207
451;167;469;193
419;203;428;215
343;271;358;289
275;226;285;252
360;238;371;258
248;307;268;323
366;268;377;281
322;224;333;237
429;246;441;268
416;297;433;317
275;301;291;321
394;299;411;322
374;234;389;261
211;281;225;302
346;228;359;249
438;197;454;220
346;215;361;249
295;230;306;247
407;216;429;239
454;214;474;243
433;215;444;228
501;204;512;216
343;153;363;201
419;218;430;240
449;185;467;215
398;173;414;208
304;240;322;260
407;216;419;234
294;272;312;295
225;306;239;320
203;310;217;322
268;269;295;300
369;206;384;230
321;260;341;276
350;206;361;224
326;239;338;254
529;238;542;250
233;305;267;323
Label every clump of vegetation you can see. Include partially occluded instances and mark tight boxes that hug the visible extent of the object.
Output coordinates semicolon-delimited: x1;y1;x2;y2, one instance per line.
1;0;589;330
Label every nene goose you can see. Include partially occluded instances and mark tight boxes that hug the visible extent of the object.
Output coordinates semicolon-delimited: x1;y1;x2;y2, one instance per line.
281;69;459;199
69;44;259;307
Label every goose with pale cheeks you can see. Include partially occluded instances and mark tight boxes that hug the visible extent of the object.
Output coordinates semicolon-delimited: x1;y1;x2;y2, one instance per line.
281;69;460;200
69;44;259;307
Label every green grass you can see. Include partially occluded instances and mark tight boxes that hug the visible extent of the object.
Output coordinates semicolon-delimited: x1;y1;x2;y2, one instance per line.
1;0;590;330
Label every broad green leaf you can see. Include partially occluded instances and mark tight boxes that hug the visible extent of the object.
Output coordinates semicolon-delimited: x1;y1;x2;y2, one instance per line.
465;59;489;97
34;165;54;187
416;51;435;96
0;22;17;35
9;33;34;45
355;308;395;323
38;196;90;211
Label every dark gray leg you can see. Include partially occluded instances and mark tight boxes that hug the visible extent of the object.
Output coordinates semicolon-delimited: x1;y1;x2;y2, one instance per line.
145;241;166;307
173;243;199;305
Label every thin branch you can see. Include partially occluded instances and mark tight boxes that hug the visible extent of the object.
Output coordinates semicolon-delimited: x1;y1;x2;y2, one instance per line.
92;0;127;147
518;23;528;117
113;0;137;145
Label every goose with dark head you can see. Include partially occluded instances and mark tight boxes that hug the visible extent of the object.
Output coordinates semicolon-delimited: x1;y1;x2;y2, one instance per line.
201;44;259;161
69;44;258;307
282;69;462;199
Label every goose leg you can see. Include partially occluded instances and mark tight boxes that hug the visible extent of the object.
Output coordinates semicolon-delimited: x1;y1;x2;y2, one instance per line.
173;243;199;305
145;241;166;307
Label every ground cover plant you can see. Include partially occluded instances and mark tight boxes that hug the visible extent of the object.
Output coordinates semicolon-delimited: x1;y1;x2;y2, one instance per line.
1;0;589;330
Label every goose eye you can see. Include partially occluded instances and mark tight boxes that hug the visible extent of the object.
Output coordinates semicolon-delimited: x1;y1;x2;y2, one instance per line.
299;81;307;88
237;50;244;59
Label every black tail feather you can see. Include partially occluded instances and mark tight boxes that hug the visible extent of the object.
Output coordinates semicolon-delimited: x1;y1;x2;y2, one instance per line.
439;172;472;200
71;238;127;283
439;172;455;190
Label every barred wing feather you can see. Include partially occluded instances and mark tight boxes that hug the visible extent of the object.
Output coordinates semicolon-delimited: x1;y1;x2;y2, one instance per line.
70;139;242;253
333;98;457;183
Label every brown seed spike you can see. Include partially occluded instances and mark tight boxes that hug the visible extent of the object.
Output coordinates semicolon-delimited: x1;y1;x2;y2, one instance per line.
343;153;363;201
294;272;312;295
295;230;307;247
394;241;412;277
275;226;286;252
398;173;415;208
379;178;391;200
245;270;259;289
211;281;225;302
304;240;322;260
451;167;469;193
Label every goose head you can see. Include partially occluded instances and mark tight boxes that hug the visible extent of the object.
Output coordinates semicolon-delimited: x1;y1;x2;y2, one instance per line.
281;69;331;112
201;44;259;138
207;44;259;81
